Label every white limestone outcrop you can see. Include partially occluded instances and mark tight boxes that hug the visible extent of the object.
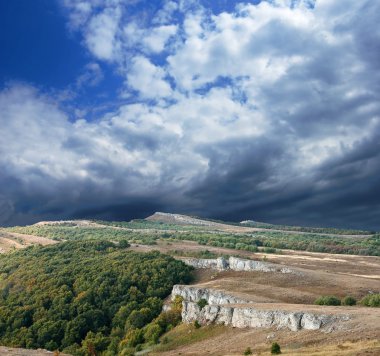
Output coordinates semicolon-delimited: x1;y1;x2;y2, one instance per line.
171;285;251;305
171;285;350;332
181;302;349;331
147;212;220;227
181;256;299;274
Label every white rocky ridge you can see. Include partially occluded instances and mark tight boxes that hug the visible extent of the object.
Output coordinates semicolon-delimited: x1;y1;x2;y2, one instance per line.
171;285;350;332
171;285;252;305
181;302;349;332
33;220;98;227
147;212;221;226
180;256;300;274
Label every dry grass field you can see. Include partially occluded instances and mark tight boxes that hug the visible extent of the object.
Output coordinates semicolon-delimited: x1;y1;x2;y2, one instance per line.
131;239;380;356
150;325;380;356
0;229;57;253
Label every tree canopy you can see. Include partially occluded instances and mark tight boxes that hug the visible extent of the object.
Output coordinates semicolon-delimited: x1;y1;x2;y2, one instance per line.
0;240;193;355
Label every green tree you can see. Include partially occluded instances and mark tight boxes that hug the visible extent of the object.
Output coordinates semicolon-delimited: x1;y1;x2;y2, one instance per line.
360;294;380;307
342;296;356;306
144;323;162;344
81;331;110;355
126;308;152;330
314;296;341;306
244;347;252;355
119;239;130;248
197;298;208;310
271;342;281;354
172;295;184;311
122;329;144;347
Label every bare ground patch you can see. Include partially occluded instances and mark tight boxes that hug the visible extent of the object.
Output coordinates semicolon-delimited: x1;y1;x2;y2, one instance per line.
0;230;57;253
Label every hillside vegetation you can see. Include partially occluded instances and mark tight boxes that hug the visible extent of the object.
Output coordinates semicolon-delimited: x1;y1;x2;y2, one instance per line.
6;220;380;256
240;220;375;235
0;240;193;355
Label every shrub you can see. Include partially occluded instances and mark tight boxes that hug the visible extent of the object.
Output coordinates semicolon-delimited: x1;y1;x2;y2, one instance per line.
122;329;143;347
271;342;281;354
118;239;130;248
314;296;341;306
360;294;380;307
194;320;201;329
197;298;208;310
143;323;162;344
243;346;252;355
81;331;110;355
172;295;184;311
154;309;182;331
342;296;356;306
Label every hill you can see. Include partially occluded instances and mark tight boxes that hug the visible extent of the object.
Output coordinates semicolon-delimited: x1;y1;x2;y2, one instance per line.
1;212;379;257
0;213;379;355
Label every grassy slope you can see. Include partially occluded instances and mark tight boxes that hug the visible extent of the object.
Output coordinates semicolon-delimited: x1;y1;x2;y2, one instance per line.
150;323;380;356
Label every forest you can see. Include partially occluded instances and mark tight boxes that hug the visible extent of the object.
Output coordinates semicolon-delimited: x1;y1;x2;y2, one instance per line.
0;240;193;355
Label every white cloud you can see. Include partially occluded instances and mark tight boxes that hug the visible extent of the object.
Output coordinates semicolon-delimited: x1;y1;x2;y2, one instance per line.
153;0;178;25
167;2;315;91
45;0;380;176
85;7;121;60
62;0;93;29
0;85;74;182
123;23;177;54
0;83;204;193
76;62;104;88
126;56;172;99
142;25;178;53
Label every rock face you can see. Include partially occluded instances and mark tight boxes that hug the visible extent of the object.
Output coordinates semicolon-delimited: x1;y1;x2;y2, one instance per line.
181;302;349;331
180;257;228;271
146;212;221;227
171;285;350;332
0;346;71;355
181;256;299;274
171;285;252;305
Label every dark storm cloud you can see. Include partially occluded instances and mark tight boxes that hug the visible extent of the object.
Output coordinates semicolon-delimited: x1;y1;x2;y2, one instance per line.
72;200;165;222
212;126;380;230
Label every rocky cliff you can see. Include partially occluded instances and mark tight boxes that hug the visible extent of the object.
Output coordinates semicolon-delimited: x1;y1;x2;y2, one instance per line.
181;256;299;274
181;301;349;331
171;285;252;305
145;212;221;226
180;257;228;270
171;285;350;332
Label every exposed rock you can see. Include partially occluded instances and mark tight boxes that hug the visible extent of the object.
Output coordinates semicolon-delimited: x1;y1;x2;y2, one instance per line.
171;285;251;305
33;220;99;227
171;285;350;332
180;257;229;271
181;256;300;275
181;301;349;332
145;212;221;227
0;346;71;355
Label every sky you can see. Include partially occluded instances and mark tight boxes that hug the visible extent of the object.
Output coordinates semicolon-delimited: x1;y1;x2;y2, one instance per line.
0;0;380;229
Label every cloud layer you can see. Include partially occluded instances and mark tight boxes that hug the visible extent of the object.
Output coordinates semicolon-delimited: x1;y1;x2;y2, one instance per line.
1;0;380;228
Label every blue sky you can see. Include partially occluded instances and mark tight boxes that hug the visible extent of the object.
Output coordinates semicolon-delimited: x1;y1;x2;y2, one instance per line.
1;0;380;229
0;0;96;89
